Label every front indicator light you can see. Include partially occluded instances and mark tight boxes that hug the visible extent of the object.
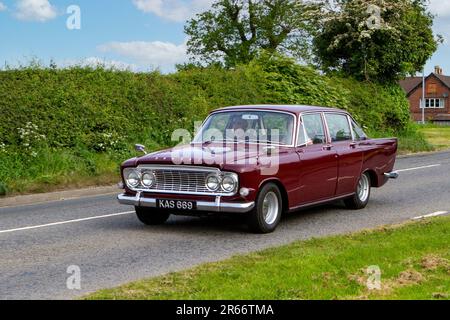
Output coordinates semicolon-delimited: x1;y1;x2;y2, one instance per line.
239;188;250;197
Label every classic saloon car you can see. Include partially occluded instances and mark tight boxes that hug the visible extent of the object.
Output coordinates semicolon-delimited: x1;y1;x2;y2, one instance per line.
118;105;399;233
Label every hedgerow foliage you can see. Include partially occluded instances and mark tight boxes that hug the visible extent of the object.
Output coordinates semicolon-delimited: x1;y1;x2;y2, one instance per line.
0;55;413;194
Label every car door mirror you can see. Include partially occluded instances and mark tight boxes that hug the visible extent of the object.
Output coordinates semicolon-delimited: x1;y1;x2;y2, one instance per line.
135;144;147;155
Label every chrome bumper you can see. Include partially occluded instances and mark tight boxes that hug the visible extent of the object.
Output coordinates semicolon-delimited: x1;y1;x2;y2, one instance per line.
117;193;255;214
384;171;399;179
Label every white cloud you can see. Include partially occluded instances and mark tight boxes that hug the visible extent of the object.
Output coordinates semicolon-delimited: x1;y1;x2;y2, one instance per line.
15;0;57;22
429;0;450;18
0;2;7;11
97;41;188;72
132;0;213;22
425;1;450;45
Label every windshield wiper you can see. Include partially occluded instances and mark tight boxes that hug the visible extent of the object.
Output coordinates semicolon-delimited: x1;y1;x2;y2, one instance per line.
202;140;214;146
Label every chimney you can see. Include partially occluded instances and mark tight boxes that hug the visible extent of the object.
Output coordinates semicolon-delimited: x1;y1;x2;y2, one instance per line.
434;66;443;75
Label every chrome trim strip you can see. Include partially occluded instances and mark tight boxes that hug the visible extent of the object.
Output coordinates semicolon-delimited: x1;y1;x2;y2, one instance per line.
117;194;255;213
289;193;355;211
138;165;220;173
127;188;236;197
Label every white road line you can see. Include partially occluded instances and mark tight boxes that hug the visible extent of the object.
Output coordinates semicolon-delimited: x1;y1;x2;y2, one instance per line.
0;211;134;235
396;164;441;173
412;211;449;221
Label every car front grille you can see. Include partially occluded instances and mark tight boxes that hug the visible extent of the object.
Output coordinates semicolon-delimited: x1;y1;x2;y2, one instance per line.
151;169;210;193
136;165;232;196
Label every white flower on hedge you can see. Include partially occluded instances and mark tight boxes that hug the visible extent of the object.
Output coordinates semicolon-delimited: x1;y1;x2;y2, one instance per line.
17;122;46;150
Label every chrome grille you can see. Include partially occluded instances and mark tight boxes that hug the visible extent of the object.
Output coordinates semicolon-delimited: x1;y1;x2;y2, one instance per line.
135;165;234;196
151;169;209;193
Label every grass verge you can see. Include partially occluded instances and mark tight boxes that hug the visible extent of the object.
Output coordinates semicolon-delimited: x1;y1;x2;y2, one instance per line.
0;148;122;196
418;125;450;151
86;217;450;300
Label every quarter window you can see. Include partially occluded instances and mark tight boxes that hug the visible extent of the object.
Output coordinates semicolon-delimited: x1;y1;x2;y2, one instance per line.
325;114;352;142
297;121;307;146
302;114;326;145
350;120;367;141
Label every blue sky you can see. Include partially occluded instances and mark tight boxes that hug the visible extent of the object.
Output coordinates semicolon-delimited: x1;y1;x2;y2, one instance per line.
0;0;449;74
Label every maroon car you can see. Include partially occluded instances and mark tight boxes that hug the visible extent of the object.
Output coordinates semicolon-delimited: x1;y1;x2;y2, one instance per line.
118;105;399;233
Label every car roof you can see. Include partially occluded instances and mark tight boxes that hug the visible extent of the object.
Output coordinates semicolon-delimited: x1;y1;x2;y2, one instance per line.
212;105;345;115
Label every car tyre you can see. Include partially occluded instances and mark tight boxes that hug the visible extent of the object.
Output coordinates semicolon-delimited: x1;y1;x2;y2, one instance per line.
247;183;283;234
344;172;371;210
135;207;171;225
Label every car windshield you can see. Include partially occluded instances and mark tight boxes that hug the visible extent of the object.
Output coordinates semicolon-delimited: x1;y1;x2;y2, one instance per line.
194;111;295;146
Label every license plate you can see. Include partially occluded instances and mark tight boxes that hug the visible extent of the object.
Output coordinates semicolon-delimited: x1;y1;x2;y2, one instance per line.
156;199;197;211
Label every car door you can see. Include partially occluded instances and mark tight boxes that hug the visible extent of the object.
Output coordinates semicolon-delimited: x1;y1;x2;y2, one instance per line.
295;113;338;204
324;113;364;196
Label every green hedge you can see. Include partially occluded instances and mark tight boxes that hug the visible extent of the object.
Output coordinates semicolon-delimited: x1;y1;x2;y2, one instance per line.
0;55;423;195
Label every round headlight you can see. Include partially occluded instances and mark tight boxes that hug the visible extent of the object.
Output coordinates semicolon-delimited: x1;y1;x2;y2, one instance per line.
126;170;140;188
141;172;156;188
206;174;220;191
221;175;237;192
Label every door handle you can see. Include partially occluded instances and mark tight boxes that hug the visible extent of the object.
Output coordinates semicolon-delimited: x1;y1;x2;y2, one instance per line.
323;145;333;151
350;142;357;149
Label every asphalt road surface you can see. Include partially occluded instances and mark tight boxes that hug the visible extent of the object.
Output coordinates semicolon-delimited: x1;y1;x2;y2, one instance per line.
1;151;449;300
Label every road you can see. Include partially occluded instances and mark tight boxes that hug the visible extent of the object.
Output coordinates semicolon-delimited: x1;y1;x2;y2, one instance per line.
0;151;449;300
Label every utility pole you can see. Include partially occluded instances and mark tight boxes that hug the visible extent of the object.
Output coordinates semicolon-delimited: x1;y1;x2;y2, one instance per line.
422;69;426;124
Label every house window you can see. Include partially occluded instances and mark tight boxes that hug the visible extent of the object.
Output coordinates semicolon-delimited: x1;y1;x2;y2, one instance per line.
420;98;445;109
427;83;437;94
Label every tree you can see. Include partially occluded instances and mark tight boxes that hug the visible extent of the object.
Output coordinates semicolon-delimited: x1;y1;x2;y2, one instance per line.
313;0;441;82
185;0;321;67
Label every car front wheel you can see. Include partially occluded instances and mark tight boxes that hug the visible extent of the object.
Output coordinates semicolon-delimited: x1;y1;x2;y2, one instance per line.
247;183;283;234
135;207;171;225
344;172;371;210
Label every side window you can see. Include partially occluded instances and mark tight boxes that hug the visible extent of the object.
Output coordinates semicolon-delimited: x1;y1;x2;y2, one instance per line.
302;114;326;145
350;120;367;141
325;114;352;142
262;113;295;145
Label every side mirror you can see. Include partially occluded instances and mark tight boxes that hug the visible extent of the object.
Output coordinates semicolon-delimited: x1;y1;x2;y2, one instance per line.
135;144;147;155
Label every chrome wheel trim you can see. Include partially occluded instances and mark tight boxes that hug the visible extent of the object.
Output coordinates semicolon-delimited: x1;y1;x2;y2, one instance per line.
357;174;370;203
262;191;279;225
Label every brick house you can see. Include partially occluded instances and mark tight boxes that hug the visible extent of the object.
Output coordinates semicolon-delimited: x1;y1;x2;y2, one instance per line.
399;66;450;124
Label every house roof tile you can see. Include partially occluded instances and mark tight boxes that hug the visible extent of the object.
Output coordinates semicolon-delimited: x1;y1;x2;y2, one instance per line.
399;73;450;96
